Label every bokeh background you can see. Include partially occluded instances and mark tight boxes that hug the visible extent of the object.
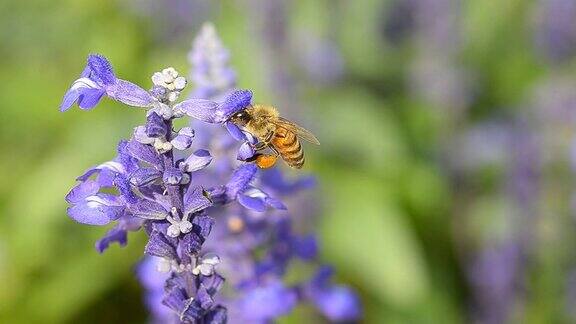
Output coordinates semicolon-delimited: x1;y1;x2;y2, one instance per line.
1;0;576;323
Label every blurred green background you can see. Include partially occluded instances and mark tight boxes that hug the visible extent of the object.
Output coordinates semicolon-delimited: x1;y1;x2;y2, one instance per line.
1;0;575;323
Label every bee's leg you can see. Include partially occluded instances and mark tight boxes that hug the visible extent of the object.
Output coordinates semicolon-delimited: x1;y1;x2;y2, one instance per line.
253;141;268;151
266;145;281;157
253;131;275;151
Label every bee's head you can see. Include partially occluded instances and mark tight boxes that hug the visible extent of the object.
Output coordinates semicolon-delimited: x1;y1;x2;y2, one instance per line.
230;109;251;126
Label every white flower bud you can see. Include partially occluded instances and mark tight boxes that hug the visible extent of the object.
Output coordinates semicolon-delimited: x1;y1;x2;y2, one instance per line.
162;67;178;79
151;72;165;87
174;76;187;90
167;224;181;238
179;220;193;234
168;91;179;102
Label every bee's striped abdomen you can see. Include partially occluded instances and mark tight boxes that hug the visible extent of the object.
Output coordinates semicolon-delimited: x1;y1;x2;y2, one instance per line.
272;128;304;169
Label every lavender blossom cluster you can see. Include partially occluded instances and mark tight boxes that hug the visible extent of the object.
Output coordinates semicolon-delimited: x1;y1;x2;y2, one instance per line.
61;24;360;323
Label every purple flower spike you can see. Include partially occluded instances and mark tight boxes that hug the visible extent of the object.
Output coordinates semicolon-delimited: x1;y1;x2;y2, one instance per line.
60;54;152;112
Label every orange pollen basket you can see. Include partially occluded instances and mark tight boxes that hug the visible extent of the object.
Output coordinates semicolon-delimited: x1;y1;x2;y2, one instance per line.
255;154;278;169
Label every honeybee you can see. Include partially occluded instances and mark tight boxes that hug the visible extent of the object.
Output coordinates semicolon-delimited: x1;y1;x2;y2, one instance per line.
229;104;320;169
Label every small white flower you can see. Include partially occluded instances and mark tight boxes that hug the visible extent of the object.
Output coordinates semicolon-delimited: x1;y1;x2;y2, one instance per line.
192;253;221;276
151;72;165;87
167;224;181;238
179;220;193;234
173;76;187;90
162;67;178;79
167;91;179;102
153;138;173;153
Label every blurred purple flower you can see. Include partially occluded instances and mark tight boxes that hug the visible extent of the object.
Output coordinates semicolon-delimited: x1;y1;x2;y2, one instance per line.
184;23;362;323
534;0;576;64
380;0;417;46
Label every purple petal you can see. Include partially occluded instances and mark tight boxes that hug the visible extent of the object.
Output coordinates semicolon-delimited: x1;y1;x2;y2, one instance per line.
196;285;214;309
145;112;168;138
218;89;252;120
67;203;112;226
145;231;178;260
265;197;287;210
162;285;188;314
204;306;227;324
60;88;81;112
192;215;215;239
65;180;99;203
117;140;139;173
238;194;267;212
201;273;225;293
171;127;195;150
181;302;204;322
92;169;118;187
179;232;203;255
182;149;212;172
95;226;127;253
237;143;255;161
174;99;220;123
131;199;169;220
134;126;155;144
126;140;162;167
183;186;213;215
163;167;184;185
225;164;257;198
245;132;259;145
77;88;106;110
106;79;153;107
77;160;125;184
129;168;161;186
87;54;116;85
225;121;246;141
114;174;138;204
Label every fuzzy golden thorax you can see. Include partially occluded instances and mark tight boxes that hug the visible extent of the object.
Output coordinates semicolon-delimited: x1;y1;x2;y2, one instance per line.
243;104;279;139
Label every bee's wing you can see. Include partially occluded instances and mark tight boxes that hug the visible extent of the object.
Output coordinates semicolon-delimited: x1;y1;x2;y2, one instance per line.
272;117;320;145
